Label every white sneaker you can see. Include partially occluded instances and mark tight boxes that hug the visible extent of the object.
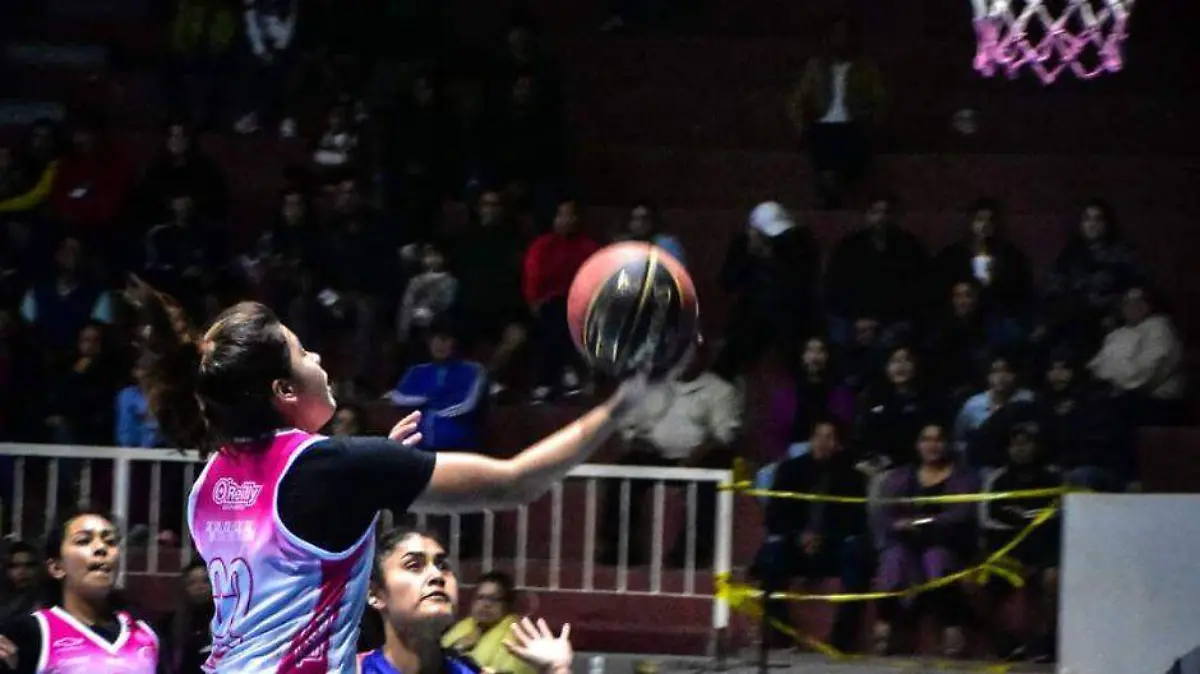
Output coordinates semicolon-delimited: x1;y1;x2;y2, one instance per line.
489;382;507;397
233;113;260;134
279;118;298;138
531;386;552;403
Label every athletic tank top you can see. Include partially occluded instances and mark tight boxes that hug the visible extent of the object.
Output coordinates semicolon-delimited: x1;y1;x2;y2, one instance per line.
189;429;378;673
32;607;158;673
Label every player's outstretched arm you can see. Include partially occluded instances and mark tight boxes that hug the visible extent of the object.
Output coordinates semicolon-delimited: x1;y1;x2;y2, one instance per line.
410;374;649;514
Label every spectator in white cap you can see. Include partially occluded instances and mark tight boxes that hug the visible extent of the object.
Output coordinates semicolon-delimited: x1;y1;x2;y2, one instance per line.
715;201;821;378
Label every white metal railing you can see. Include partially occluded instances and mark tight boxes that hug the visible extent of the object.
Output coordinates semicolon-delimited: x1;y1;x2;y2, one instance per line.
0;444;733;640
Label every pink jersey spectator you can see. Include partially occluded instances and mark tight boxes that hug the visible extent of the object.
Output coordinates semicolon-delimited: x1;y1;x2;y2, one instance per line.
32;606;158;673
189;429;377;673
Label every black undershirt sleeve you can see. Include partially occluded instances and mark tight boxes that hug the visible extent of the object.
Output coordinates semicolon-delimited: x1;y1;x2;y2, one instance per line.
0;615;40;674
277;436;439;552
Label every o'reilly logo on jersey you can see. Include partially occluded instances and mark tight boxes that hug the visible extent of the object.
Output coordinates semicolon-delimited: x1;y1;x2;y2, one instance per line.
213;478;263;510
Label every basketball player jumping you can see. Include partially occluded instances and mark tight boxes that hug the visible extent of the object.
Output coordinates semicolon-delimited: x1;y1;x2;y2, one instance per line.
126;280;661;673
0;509;161;673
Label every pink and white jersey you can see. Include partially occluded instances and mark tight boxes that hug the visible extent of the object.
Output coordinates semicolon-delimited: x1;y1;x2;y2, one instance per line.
188;429;377;673
32;607;158;674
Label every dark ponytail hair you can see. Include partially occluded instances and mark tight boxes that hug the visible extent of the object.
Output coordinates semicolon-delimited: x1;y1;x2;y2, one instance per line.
126;278;294;457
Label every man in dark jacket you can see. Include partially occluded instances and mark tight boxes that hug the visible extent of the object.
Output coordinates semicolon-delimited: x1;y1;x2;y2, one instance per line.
751;417;871;652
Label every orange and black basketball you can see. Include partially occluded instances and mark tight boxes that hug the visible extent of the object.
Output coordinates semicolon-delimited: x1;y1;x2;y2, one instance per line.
567;242;698;376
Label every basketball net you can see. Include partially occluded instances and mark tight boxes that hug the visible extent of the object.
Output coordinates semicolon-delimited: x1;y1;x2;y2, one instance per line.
970;0;1135;83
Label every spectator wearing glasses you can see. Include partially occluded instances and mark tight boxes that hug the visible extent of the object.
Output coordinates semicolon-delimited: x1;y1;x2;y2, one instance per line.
443;571;535;674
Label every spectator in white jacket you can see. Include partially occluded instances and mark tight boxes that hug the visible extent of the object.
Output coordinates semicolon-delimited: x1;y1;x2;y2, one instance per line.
1089;285;1187;426
233;0;299;137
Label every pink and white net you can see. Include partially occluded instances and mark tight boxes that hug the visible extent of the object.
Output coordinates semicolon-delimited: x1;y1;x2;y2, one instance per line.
971;0;1136;84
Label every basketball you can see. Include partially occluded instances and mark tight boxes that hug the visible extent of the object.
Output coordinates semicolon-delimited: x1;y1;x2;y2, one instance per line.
567;242;699;376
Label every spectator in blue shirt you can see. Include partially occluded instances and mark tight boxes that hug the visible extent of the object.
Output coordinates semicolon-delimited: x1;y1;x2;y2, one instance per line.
386;322;486;451
954;351;1035;468
115;366;162;447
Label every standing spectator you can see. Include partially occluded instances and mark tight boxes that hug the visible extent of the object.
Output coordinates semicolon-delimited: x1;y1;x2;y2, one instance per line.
716;202;820;376
386;324;486;451
933;198;1034;333
48;115;134;251
453;189;529;394
825;196;929;346
600;345;741;567
873;422;978;657
480;73;566;222
115;365;161;448
751;418;870;652
233;0;300;137
20;236;113;356
523;199;599;401
156;560;214;674
954;351;1036;468
1042;200;1145;352
442;571;535;674
1089;285;1187;427
980;423;1061;662
787;15;885;209
616;201;686;265
0;541;40;623
131;121;229;226
162;0;237;129
396;242;458;355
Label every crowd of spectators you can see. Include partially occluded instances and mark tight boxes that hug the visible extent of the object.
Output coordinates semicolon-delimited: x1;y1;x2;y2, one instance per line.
0;0;1192;668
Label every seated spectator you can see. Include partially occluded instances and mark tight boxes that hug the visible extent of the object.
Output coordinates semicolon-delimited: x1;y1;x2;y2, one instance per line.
824;196;928;348
480;72;566;222
839;314;887;394
246;187;320;308
1037;349;1128;489
786;15;885;209
933;198;1033;335
523;199;598;401
142;189;230;317
1089;285;1187;427
0;541;40;623
925;280;1023;406
615;201;686;265
716;202;819;376
766;335;856;463
115;365;161;448
48;114;134;249
442;571;534;674
382;74;456;243
131;121;229;226
155;560;213;674
980;422;1061;662
855;345;939;473
386;324;486;451
1042;200;1145;352
39;321;120;445
329;403;364;437
20;236;113;357
751;418;870;652
312;100;362;172
601;343;741;567
0;118;59;215
873;422;979;657
0;308;42;442
396;242;458;356
452;189;529;395
491;16;562;113
0;218;46;309
954;351;1036;469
